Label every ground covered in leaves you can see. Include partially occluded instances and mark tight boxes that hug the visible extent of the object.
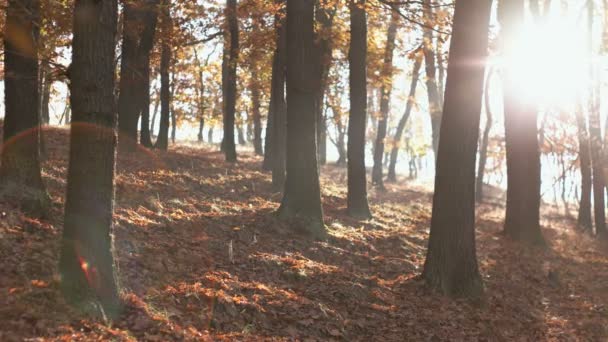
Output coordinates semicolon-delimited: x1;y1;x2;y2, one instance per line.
1;127;608;341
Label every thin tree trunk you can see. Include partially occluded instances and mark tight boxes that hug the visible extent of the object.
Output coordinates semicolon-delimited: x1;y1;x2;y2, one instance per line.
155;0;171;151
1;0;50;216
222;0;238;162
58;0;121;319
271;0;287;190
277;0;325;238
588;2;607;236
387;52;422;182
250;57;263;155
500;0;545;245
422;0;491;298
150;85;160;135
475;67;494;202
423;0;442;159
117;0;160;152
140;55;153;147
576;106;593;230
371;9;398;188
315;0;336;166
347;0;372;219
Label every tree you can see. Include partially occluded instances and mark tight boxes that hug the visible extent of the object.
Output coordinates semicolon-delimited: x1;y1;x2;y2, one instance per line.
587;2;606;236
422;0;492;298
315;0;337;166
140;59;154;148
222;0;239;162
371;9;398;188
117;0;160;152
155;0;172;151
277;0;325;238
576;107;592;230
475;67;494;202
387;51;422;182
270;0;287;190
58;0;121;319
1;0;50;216
500;0;545;245
422;0;442;158
347;0;372;219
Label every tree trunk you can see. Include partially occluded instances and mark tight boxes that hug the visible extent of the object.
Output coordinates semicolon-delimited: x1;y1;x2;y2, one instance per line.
155;0;171;151
140;55;153;148
475;67;494;202
423;0;443;159
422;0;491;298
40;64;51;125
576;108;593;230
500;0;545;245
222;0;238;162
347;0;372;219
315;0;336;166
58;0;121;319
198;117;205;142
588;2;607;236
277;0;325;238
271;0;287;190
150;87;160;136
371;9;398;188
1;0;50;216
250;58;263;155
117;0;160;152
387;52;422;182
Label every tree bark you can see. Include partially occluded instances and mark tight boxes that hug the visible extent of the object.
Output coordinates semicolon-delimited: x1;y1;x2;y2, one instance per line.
222;0;239;162
58;0;121;319
271;0;287;190
117;0;160;152
1;0;50;216
315;0;336;166
155;0;171;151
250;57;263;155
587;2;607;236
475;67;494;202
140;55;153;148
500;0;545;245
422;0;491;298
422;0;442;159
277;0;325;238
576;107;593;230
371;9;398;188
387;52;422;182
347;0;372;219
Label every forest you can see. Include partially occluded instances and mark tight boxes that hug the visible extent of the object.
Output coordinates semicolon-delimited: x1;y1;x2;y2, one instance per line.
1;0;608;340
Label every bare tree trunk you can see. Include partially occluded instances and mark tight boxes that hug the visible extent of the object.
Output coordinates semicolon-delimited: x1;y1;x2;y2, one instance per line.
277;0;325;238
315;0;336;166
117;0;160;152
423;0;442;159
271;0;287;190
371;9;398;188
222;0;239;162
475;67;494;202
576;107;592;230
250;56;263;154
387;52;422;182
422;0;491;298
59;0;121;319
347;0;372;219
155;0;171;151
140;55;153;148
1;0;50;216
500;0;545;245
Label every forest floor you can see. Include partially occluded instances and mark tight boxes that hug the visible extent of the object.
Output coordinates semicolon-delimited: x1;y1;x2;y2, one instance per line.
1;127;608;341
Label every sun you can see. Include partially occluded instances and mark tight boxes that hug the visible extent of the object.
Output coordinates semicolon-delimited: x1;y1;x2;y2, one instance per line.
501;16;589;110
